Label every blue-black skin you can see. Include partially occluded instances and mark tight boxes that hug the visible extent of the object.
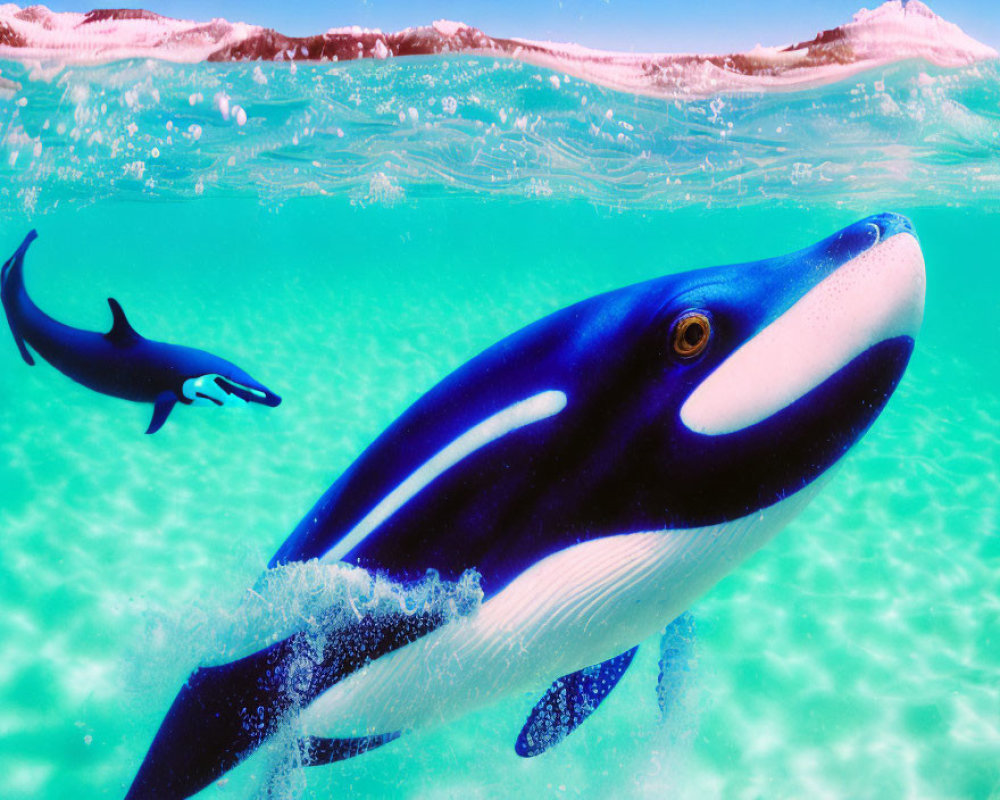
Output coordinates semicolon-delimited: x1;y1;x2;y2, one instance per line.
1;230;281;433
127;213;917;799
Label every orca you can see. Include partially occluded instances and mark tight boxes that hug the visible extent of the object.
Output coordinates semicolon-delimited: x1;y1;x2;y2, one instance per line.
1;230;281;433
126;212;925;798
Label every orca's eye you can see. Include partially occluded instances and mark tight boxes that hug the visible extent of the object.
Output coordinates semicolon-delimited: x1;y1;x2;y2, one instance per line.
671;311;711;359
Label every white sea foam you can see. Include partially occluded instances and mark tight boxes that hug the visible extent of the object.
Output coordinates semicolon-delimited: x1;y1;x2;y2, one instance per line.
180;560;483;667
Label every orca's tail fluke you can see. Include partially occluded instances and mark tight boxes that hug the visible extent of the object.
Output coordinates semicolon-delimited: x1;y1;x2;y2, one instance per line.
126;608;444;800
1;229;39;366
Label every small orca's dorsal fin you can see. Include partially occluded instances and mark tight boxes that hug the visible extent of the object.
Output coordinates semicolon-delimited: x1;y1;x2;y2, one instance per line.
146;391;177;434
298;732;400;766
515;645;638;758
105;297;140;344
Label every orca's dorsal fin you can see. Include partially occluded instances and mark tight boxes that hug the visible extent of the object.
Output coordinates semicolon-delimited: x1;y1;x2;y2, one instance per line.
515;645;638;758
105;297;140;344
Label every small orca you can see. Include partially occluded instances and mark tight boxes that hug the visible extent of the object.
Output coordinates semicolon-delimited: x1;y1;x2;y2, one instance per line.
127;213;925;798
1;230;281;434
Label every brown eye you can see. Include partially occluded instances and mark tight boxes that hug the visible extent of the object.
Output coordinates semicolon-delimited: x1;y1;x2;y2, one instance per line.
671;312;711;358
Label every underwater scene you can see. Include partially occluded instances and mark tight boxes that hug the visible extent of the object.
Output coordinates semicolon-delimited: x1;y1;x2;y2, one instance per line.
0;1;997;798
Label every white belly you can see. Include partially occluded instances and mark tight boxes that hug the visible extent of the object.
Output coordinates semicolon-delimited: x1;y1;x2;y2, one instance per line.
300;480;823;738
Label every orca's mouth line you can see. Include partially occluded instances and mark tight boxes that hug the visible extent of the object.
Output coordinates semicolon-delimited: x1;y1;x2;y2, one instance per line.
321;390;569;564
680;231;925;436
182;374;279;408
214;377;269;403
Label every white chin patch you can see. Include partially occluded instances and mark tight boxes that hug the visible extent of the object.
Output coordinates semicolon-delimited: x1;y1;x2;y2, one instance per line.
182;374;248;408
680;231;926;436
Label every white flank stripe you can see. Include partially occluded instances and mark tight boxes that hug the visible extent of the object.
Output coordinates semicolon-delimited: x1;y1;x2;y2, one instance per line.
301;477;829;738
323;390;568;563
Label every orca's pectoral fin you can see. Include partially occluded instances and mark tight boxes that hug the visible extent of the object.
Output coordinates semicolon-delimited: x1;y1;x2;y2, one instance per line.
299;732;400;766
657;612;696;719
105;297;141;345
147;391;177;434
515;645;638;758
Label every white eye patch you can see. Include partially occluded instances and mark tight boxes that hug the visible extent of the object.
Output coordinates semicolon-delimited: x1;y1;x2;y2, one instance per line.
680;231;925;436
182;374;248;408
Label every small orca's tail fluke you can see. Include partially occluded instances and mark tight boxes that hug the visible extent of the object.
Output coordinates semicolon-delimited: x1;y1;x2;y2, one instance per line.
1;230;39;366
3;229;38;277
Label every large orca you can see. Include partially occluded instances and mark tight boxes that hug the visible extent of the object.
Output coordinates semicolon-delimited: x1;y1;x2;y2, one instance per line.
127;212;925;798
1;230;281;433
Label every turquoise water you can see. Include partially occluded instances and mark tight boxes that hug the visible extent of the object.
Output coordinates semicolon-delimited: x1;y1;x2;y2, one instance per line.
0;54;998;799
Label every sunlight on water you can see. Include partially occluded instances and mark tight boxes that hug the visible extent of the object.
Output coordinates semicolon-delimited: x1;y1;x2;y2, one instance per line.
0;57;997;211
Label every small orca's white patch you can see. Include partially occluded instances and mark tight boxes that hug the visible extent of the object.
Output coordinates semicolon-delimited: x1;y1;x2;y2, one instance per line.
680;231;925;436
322;390;568;563
182;373;259;408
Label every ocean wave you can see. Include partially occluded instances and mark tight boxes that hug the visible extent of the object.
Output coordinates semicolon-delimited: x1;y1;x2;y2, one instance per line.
0;2;996;212
0;52;995;212
0;2;995;98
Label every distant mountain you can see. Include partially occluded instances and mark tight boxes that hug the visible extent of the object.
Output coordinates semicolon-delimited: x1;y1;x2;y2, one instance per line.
0;1;995;97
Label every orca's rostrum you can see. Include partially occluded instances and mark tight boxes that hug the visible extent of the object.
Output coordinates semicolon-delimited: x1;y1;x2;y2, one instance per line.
127;213;925;798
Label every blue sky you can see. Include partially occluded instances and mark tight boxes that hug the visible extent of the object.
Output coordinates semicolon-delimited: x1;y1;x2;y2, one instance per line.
43;1;1000;51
